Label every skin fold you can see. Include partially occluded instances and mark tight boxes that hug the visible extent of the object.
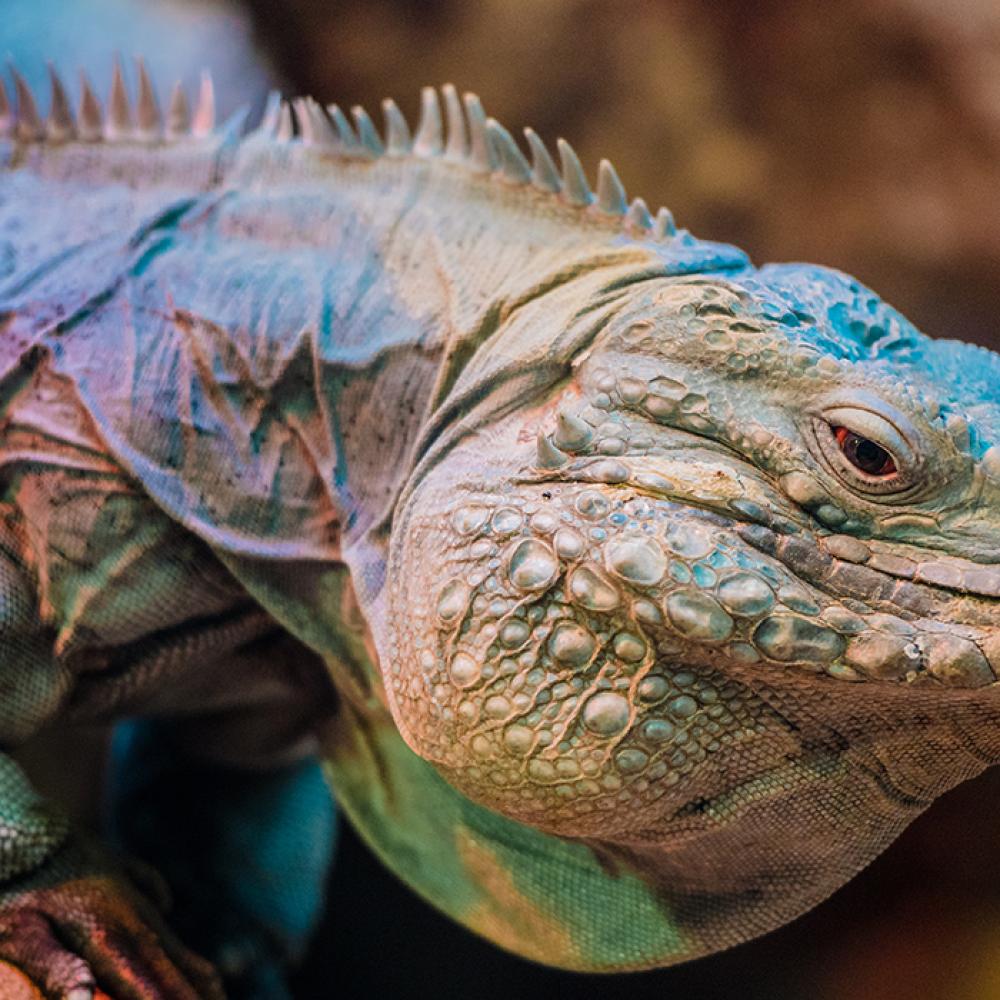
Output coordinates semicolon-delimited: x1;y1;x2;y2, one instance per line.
0;63;998;994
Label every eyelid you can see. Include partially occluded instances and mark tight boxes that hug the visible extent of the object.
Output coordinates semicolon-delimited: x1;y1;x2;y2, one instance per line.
821;406;914;468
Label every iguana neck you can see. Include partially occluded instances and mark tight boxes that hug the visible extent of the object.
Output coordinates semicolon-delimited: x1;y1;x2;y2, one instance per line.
209;139;748;544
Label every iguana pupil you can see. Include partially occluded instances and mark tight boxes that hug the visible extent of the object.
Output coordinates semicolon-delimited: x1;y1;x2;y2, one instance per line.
833;425;897;476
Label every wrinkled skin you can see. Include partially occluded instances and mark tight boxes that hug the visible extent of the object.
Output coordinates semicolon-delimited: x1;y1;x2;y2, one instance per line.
383;264;1000;961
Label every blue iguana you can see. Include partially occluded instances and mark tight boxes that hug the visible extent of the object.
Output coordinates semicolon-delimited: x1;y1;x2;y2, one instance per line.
0;59;999;998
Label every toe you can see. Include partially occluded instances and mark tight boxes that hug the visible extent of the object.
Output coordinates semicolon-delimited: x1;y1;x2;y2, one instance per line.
0;910;96;998
0;878;223;1000
55;883;223;1000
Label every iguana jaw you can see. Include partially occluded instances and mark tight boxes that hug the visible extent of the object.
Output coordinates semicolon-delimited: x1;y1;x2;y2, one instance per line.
531;412;1000;609
384;455;1000;840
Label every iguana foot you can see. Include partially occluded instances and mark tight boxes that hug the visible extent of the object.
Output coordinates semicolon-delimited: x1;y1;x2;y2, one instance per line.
0;870;224;1000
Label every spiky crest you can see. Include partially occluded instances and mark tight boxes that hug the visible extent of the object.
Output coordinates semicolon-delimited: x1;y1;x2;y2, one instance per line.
1;60;684;244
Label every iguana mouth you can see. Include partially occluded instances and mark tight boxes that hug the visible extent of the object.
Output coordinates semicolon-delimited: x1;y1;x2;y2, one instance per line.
529;446;1000;609
510;454;1000;688
735;519;1000;619
821;535;1000;600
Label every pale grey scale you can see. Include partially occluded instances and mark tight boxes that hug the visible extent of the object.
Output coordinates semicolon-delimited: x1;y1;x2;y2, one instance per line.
548;623;596;666
963;566;1000;598
864;551;915;577
605;535;668;586
436;579;472;623
843;632;920;680
917;633;995;687
752;614;846;665
915;561;965;589
581;691;630;736
566;563;621;612
612;632;646;662
715;572;775;616
823;534;870;564
507;538;559;591
660;584;732;639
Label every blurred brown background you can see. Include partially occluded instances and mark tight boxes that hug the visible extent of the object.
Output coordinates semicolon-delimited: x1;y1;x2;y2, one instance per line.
9;1;1000;998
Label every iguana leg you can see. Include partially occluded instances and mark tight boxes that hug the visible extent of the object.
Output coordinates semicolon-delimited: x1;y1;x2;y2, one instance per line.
0;754;223;1000
0;505;226;997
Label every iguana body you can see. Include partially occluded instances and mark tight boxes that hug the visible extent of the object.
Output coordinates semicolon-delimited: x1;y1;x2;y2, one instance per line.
1;60;999;996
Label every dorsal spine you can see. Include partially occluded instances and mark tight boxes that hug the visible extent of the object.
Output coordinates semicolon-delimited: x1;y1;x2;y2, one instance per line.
1;59;683;245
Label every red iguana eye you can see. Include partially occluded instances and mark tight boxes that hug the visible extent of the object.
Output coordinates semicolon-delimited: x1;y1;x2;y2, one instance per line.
832;426;897;478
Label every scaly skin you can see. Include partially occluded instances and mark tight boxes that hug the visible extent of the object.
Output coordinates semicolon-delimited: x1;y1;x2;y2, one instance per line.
1;61;1000;990
382;267;1000;965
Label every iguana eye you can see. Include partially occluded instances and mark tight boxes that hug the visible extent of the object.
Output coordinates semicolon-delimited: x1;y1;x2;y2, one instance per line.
808;401;919;498
832;426;897;478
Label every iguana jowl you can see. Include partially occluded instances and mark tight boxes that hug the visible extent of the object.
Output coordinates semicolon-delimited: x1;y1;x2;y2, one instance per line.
0;58;999;996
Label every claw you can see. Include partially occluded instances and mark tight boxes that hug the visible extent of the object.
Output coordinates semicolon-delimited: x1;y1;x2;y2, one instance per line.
0;872;223;1000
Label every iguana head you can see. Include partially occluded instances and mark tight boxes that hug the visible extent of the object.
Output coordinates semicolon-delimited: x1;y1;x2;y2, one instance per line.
385;259;1000;862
